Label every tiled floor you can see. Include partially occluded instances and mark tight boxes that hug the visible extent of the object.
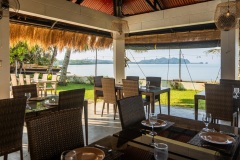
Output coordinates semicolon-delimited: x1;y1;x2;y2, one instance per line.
1;101;228;160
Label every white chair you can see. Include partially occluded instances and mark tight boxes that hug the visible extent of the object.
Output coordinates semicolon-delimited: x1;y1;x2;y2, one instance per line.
18;74;25;85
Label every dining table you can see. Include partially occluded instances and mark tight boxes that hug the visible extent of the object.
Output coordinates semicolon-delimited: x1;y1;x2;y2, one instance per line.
115;84;171;115
66;114;240;160
108;114;240;160
25;96;89;145
139;86;171;114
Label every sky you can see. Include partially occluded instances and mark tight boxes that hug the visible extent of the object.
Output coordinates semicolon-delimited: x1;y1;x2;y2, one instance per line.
56;47;221;64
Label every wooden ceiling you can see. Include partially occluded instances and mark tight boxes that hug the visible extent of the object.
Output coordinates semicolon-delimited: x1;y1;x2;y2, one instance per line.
67;0;212;17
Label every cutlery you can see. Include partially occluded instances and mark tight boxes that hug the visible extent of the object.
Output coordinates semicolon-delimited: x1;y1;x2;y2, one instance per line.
94;144;112;153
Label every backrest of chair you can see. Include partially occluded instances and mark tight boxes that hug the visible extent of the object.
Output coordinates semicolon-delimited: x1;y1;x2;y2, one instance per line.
205;84;235;122
102;78;117;104
126;76;139;81
0;98;26;156
18;74;25;85
220;79;240;87
33;73;39;80
25;75;31;84
12;84;38;98
42;74;48;80
10;74;18;86
117;95;146;129
94;76;103;97
58;89;85;111
94;76;103;87
52;75;58;81
26;108;84;160
122;79;139;98
146;77;161;87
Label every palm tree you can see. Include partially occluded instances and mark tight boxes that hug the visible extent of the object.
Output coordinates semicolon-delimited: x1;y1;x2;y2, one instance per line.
58;48;71;86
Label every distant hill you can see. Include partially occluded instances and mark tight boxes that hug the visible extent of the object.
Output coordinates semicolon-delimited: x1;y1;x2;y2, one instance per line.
56;57;193;65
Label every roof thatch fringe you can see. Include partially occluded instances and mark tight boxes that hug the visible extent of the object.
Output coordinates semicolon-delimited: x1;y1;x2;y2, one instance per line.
10;23;113;51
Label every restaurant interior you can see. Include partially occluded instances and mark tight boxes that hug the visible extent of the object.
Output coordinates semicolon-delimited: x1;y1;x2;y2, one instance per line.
1;0;240;160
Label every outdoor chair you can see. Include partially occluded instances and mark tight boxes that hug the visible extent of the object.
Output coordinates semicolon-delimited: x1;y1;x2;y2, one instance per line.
10;74;18;86
58;89;85;111
117;95;146;129
205;84;238;127
146;76;162;113
12;84;38;98
101;78;118;120
44;74;58;96
122;79;150;116
93;76;104;114
0;97;26;160
126;76;139;81
26;108;84;160
18;74;25;85
220;79;240;87
33;72;40;81
25;75;31;84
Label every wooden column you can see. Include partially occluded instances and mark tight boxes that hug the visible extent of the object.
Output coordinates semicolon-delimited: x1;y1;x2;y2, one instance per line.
0;8;10;99
113;33;125;84
221;28;239;80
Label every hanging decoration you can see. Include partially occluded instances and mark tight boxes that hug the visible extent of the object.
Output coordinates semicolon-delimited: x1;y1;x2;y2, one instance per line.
214;0;239;31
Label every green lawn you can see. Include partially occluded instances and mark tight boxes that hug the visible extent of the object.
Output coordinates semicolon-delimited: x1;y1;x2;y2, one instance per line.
56;83;206;110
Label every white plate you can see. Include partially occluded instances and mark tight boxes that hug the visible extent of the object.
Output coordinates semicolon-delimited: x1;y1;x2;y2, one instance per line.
141;119;167;128
199;132;235;145
66;147;105;160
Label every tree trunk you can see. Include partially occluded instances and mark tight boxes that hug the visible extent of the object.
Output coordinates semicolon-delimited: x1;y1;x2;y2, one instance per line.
48;46;58;74
58;48;71;86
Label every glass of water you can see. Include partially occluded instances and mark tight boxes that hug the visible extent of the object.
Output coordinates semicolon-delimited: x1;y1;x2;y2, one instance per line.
24;92;31;103
154;143;168;160
146;81;150;89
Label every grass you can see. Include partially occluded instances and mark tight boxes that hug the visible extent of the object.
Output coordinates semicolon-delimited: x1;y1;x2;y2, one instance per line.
56;83;206;110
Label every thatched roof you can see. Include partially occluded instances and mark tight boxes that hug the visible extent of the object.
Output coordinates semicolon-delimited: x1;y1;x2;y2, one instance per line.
10;23;113;51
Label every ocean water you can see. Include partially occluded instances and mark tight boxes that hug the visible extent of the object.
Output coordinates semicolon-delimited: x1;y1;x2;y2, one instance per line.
66;64;220;82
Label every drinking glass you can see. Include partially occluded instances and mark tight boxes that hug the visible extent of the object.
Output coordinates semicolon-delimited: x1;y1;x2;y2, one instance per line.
61;150;77;160
202;113;212;132
154;143;168;160
149;113;157;145
146;81;150;89
25;92;31;103
233;88;239;98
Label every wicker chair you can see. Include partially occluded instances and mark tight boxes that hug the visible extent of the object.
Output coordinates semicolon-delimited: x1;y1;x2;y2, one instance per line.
122;79;150;116
94;76;104;114
117;95;146;129
0;98;26;160
146;77;162;113
205;84;238;126
126;76;139;81
26;108;84;160
220;79;240;86
12;84;38;98
101;78;118;120
58;89;85;111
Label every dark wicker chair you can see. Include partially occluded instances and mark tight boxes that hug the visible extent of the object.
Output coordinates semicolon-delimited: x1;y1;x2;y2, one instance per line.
94;76;104;114
126;76;139;81
58;88;85;111
26;108;84;160
12;84;38;98
220;79;240;86
146;77;162;113
205;84;238;126
122;79;150;116
101;78;118;120
0;98;26;160
117;95;146;129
